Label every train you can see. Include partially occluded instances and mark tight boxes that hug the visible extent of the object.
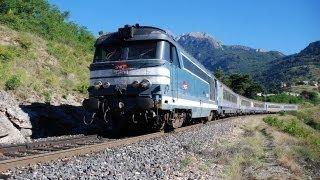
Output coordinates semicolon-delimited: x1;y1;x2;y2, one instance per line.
82;24;298;132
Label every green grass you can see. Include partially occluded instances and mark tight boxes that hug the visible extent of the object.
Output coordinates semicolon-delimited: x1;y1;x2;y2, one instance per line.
286;105;320;131
263;115;320;161
0;0;95;101
0;44;20;62
0;26;92;101
5;75;22;90
290;85;319;94
180;156;192;169
16;32;32;50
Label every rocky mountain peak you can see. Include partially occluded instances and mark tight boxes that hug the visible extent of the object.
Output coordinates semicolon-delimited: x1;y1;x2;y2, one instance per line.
228;45;253;51
300;41;320;56
177;32;223;50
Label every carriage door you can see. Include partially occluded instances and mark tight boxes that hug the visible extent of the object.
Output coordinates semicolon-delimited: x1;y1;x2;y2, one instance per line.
210;79;216;102
170;45;179;101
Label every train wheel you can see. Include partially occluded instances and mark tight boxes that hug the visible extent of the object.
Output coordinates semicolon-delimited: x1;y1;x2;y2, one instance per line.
206;111;214;122
149;111;165;132
171;112;186;128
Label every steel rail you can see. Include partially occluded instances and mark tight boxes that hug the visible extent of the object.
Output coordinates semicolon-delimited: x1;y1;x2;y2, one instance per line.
0;115;261;173
0;135;98;154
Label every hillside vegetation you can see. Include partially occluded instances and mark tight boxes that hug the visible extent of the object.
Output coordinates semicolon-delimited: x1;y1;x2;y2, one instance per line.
0;0;95;103
178;32;320;93
263;104;320;168
258;41;320;92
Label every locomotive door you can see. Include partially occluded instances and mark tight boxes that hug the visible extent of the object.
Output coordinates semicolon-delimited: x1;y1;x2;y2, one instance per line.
170;45;179;101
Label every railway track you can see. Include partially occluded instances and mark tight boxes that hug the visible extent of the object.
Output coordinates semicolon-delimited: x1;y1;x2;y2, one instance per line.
0;115;251;173
0;135;107;171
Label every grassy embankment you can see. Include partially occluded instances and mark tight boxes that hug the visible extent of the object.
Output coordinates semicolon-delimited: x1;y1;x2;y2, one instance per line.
0;0;95;102
263;104;320;162
177;104;319;178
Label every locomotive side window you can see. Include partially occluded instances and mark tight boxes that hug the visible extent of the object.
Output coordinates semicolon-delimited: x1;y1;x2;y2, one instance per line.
170;45;180;67
182;54;210;82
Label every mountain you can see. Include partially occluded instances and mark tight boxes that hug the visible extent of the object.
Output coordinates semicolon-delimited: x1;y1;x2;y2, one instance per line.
176;32;284;74
257;41;320;90
176;32;320;92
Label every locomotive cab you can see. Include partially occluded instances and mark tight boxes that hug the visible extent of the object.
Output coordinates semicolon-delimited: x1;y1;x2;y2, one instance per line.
83;25;179;131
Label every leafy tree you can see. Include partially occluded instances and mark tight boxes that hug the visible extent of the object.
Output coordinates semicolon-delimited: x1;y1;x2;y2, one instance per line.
214;67;224;79
301;91;320;104
213;68;264;99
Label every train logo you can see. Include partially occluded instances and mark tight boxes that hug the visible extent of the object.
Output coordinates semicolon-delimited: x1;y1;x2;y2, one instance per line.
113;63;129;75
181;81;189;91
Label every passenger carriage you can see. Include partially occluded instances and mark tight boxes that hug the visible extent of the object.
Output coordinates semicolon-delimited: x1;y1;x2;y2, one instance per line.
215;81;240;115
265;102;283;113
239;95;254;114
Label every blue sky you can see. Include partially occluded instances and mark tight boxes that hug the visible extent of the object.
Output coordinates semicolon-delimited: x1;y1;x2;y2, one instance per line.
49;0;320;55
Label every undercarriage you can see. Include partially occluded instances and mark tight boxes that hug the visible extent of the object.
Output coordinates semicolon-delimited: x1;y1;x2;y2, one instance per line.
82;96;193;135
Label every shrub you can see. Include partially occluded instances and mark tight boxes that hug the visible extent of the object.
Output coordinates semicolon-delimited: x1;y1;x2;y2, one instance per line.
16;33;32;50
0;0;95;50
263;116;284;129
263;115;319;160
279;111;285;116
263;116;311;138
266;93;303;104
0;45;16;61
300;91;320;104
76;82;88;94
43;90;52;103
283;119;311;138
5;75;22;90
288;107;320;131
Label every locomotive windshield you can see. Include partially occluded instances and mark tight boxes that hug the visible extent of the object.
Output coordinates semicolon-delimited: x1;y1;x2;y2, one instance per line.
94;41;158;62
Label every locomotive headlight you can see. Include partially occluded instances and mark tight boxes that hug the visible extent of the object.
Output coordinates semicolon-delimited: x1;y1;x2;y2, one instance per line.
102;82;111;88
140;79;151;89
94;81;102;89
132;80;140;88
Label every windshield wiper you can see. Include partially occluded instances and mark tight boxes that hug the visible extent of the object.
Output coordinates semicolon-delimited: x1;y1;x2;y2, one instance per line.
129;48;154;60
138;48;154;59
105;50;116;60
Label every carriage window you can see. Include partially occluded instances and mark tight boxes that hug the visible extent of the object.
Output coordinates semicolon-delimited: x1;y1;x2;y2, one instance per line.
170;46;180;67
223;89;237;103
241;99;251;107
254;103;264;108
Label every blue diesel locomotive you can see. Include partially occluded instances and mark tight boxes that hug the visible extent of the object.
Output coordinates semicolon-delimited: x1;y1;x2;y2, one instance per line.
82;24;297;131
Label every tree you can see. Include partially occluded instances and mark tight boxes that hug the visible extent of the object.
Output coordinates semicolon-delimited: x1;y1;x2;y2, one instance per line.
214;67;224;79
213;68;264;99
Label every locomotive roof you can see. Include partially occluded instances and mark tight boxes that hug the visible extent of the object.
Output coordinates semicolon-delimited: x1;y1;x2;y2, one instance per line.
95;24;213;78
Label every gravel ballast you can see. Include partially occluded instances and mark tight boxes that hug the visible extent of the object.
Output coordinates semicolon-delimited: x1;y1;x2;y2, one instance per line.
5;115;307;179
4;117;238;179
